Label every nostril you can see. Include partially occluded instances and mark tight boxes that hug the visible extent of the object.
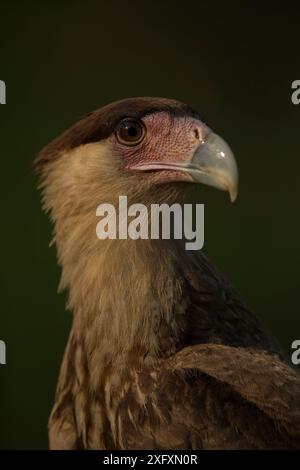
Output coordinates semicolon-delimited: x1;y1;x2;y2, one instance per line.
193;128;200;140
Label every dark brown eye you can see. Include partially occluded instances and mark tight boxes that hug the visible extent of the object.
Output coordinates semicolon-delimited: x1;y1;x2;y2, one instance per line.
115;118;145;145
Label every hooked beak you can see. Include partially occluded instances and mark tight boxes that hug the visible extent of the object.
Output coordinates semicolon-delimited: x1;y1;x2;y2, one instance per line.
131;132;239;202
188;132;238;202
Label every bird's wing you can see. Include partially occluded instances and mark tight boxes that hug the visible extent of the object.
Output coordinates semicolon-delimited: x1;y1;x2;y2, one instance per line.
166;343;300;443
114;344;300;450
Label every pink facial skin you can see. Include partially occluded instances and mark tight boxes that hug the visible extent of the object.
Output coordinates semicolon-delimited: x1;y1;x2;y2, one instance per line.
111;112;210;184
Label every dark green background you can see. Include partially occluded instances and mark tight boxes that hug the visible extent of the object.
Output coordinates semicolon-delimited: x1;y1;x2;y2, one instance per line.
0;1;299;449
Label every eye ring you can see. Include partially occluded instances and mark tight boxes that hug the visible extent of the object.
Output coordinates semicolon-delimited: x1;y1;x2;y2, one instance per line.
115;118;146;146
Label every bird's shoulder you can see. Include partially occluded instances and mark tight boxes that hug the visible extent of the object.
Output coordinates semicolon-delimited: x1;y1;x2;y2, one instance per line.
118;343;300;449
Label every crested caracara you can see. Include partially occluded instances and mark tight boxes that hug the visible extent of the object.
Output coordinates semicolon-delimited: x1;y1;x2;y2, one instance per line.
35;97;300;450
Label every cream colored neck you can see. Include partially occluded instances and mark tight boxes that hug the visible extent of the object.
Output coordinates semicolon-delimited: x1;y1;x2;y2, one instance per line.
58;223;188;368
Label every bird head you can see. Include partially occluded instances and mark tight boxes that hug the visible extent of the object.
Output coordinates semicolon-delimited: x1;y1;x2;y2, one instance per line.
36;97;238;223
35;98;239;348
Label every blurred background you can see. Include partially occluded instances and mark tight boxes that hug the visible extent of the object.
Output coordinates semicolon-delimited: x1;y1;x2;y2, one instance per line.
0;0;299;449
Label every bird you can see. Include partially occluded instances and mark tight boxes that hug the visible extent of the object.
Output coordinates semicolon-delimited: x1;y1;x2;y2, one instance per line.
35;97;300;450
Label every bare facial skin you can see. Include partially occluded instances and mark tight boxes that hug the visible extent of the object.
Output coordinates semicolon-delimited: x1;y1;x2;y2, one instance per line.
112;112;210;184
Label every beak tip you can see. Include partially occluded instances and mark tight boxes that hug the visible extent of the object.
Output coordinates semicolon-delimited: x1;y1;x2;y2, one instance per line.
229;185;239;203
